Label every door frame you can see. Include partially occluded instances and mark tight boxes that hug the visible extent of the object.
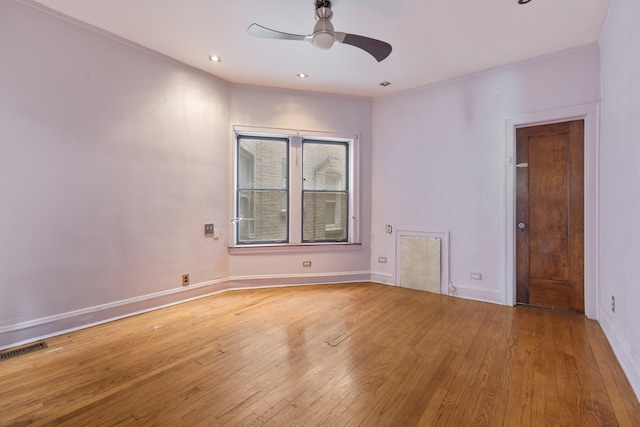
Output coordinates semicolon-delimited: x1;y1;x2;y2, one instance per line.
505;103;600;319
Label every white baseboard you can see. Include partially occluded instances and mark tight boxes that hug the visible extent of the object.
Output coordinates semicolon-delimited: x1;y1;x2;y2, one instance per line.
0;278;230;350
0;271;371;350
369;274;505;305
448;283;504;305
597;306;640;401
369;272;395;285
228;271;370;289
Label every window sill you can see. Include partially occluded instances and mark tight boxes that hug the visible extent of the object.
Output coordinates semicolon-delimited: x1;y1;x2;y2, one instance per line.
228;242;361;255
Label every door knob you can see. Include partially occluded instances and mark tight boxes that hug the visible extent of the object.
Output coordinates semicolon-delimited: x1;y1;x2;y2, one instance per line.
518;222;526;231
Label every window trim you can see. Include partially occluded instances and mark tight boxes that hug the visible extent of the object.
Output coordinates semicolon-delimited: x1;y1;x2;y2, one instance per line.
231;126;360;249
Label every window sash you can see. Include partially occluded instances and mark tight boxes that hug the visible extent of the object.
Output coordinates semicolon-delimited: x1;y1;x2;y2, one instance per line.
235;136;289;245
302;191;348;242
236;189;288;244
301;139;349;243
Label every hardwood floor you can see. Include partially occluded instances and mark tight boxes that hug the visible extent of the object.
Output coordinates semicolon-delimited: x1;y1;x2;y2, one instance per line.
1;283;639;426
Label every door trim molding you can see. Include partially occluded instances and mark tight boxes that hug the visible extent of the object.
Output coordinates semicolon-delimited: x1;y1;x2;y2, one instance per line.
504;103;600;319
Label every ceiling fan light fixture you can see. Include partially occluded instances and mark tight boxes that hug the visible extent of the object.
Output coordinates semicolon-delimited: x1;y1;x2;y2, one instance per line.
312;32;335;50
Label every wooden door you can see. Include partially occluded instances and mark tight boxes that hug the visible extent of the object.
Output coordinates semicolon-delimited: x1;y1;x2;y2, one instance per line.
516;120;584;313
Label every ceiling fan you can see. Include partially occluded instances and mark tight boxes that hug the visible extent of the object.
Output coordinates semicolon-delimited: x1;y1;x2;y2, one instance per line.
247;0;392;63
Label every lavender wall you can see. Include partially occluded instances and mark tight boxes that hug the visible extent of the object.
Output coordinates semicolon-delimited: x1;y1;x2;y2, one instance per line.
0;1;232;346
599;0;640;397
370;45;601;304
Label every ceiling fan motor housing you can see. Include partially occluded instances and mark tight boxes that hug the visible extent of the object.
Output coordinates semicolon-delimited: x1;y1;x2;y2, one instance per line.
313;1;335;49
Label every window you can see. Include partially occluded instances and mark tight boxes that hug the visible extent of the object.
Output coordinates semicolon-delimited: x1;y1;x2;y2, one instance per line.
234;131;357;246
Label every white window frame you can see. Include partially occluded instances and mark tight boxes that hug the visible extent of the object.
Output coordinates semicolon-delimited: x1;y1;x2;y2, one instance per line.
231;127;360;250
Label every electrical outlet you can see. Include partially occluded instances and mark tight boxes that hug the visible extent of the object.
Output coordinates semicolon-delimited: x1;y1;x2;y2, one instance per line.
378;257;387;263
302;261;312;267
182;274;190;286
204;223;214;236
470;272;482;280
611;295;615;313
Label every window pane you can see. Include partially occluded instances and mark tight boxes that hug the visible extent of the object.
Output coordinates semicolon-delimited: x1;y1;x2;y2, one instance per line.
303;142;347;191
238;190;288;243
303;192;347;242
238;138;287;190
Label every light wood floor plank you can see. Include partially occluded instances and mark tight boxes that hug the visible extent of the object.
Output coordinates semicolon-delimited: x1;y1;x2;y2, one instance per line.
0;283;638;426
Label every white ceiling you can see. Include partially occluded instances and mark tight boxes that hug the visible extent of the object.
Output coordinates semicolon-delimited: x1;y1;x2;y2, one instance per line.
31;0;611;97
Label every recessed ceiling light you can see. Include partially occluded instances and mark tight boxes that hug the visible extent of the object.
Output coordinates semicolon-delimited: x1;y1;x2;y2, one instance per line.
380;81;391;87
209;55;221;62
297;73;309;79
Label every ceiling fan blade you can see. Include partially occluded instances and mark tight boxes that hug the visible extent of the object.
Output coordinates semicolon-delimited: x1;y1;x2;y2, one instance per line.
335;32;392;62
247;24;307;41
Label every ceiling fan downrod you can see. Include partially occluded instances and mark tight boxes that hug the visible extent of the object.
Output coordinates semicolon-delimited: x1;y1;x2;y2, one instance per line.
315;0;332;12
